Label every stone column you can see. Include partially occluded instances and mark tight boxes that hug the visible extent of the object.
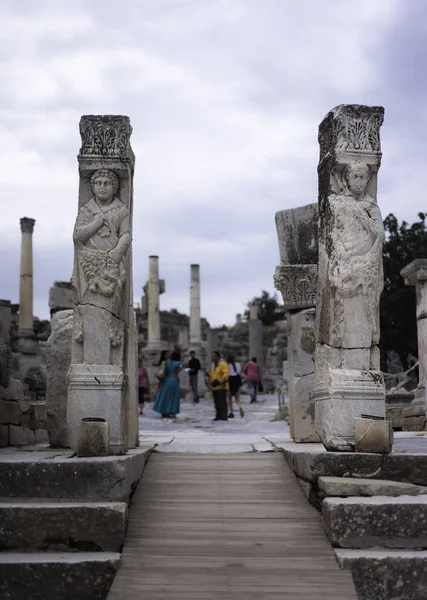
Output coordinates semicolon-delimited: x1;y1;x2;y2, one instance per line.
189;264;201;352
179;326;189;349
313;104;386;451
249;304;263;368
67;115;137;455
401;259;427;411
0;300;11;344
18;218;37;353
146;256;161;349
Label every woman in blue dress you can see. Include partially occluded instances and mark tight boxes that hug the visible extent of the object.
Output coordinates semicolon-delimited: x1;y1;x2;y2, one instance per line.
153;350;184;418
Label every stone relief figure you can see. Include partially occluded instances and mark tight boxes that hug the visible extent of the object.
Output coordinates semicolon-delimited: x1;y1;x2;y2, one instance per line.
325;160;384;349
72;169;130;344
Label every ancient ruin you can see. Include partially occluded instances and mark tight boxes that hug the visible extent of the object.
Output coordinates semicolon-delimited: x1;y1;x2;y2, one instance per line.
67;115;138;455
313;104;386;451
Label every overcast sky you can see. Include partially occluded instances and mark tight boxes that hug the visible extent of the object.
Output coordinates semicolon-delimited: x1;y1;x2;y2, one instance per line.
0;0;425;327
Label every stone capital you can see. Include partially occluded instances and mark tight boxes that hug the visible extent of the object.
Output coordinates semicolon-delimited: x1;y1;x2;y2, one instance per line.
274;264;317;312
20;217;35;234
79;115;133;159
401;259;427;286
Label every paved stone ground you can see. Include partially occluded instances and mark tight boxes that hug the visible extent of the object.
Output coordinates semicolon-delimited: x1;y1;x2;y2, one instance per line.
139;393;292;453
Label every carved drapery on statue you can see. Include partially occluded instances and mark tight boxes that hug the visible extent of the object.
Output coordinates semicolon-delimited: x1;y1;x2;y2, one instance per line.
314;105;386;452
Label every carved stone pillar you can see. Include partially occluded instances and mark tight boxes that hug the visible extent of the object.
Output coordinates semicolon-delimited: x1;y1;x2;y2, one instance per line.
249;304;263;369
314;105;386;451
401;259;427;411
146;256;161;349
189;264;201;352
18;217;37;353
67;115;138;454
274;264;318;442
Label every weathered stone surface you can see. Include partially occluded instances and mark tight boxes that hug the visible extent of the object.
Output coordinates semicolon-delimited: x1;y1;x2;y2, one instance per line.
48;281;74;314
35;429;48;444
76;419;109;457
275;203;318;266
9;425;35;446
0;502;127;552
404;402;426;418
46;309;72;448
403;415;426;431
23;365;46;395
386;407;404;429
0;400;22;425
4;379;24;401
323;496;427;549
319;476;427;498
281;441;427;487
68;115;137;455
0;343;13;388
336;549;427;600
0;447;151;502
0;552;120;600
314;104;386;451
354;417;393;454
0;424;8;447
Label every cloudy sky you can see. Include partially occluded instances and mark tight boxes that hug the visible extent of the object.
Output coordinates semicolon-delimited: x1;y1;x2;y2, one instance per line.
0;0;425;327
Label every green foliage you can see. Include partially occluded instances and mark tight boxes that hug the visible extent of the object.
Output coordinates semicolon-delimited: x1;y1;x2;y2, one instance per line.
380;212;427;369
244;290;284;326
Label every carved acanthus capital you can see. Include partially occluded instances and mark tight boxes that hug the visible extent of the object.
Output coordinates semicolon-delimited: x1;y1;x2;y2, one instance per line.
318;104;384;166
20;217;35;234
274;265;317;311
79;115;132;158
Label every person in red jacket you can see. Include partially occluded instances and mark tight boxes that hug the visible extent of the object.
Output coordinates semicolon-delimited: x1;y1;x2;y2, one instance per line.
244;357;261;403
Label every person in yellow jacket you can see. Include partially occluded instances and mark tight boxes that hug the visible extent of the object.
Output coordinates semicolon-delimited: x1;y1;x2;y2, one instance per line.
207;351;229;421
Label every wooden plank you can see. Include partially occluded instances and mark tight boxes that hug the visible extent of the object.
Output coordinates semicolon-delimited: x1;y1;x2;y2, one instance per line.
107;453;357;599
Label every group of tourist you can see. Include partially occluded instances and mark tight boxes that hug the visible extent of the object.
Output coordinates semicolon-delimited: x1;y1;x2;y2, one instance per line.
137;350;262;421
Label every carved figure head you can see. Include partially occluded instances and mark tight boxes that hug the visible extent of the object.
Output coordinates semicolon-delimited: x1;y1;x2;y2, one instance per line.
343;161;370;198
90;169;119;204
80;249;119;297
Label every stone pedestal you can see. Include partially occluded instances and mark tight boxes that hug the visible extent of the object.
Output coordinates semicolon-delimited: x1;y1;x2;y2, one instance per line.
67;115;137;455
275;264;318;442
18;218;37;354
401;259;427;420
189;264;201;353
313;104;386;451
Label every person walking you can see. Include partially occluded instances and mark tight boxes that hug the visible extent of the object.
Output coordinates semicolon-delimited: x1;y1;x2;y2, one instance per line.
244;356;261;403
207;350;229;421
153;350;184;418
137;358;150;415
155;350;170;390
227;354;245;418
188;350;201;403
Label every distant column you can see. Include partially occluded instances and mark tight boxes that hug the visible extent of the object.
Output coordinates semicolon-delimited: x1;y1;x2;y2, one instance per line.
249;304;263;369
18;217;36;352
147;256;161;348
189;264;201;351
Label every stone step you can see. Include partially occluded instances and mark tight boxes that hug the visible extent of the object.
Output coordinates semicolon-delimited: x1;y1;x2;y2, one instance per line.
336;549;427;600
0;500;127;552
323;496;427;549
319;475;427;498
0;447;151;501
0;552;120;600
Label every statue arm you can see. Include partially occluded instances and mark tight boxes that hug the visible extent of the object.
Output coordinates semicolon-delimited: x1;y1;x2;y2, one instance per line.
109;212;130;263
73;210;103;244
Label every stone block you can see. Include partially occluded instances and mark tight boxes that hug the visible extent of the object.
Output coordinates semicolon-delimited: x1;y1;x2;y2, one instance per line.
76;419;109;457
403;403;426;418
0;501;127;552
336;549;427;600
354;417;392;454
0;424;8;447
323;496;427;549
0;400;22;425
32;402;46;422
5;379;24;401
0;552;120;600
35;429;49;444
318;476;427;498
386;407;403;429
19;400;31;414
9;425;35;446
403;416;426;431
46;309;72;448
275;203;318;266
21;414;36;430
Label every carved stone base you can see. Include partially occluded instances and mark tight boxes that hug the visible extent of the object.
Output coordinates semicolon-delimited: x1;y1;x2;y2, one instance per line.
314;368;385;451
67;364;127;455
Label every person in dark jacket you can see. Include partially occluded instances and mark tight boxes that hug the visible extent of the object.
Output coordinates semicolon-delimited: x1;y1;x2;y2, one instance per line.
188;350;201;403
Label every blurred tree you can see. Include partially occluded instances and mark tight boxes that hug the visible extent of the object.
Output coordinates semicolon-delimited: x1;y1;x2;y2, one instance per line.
380;212;427;370
244;290;284;326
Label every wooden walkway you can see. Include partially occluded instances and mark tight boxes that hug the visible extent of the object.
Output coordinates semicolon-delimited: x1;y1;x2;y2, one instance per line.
107;453;357;599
